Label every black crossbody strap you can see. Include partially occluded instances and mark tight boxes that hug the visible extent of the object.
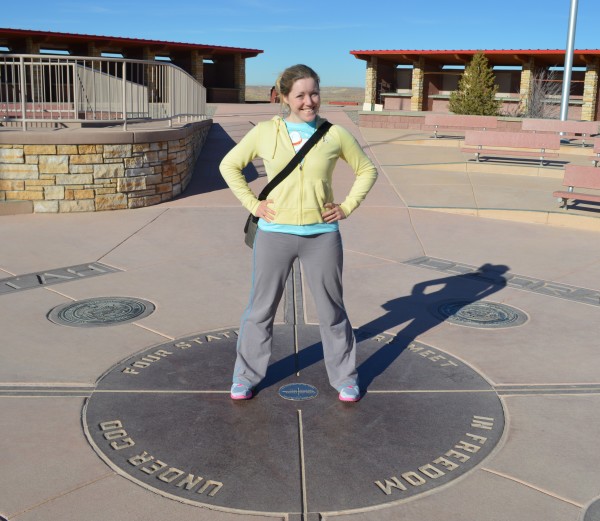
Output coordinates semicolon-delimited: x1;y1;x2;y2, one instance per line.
257;120;332;201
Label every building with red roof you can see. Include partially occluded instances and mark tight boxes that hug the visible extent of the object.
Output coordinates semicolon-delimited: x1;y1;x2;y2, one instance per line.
0;28;263;103
351;49;600;120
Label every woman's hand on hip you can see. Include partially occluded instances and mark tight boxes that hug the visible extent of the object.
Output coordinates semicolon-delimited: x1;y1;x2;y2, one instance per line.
322;203;346;223
255;199;276;222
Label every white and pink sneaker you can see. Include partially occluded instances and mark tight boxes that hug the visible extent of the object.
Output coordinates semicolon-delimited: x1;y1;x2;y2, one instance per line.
339;385;361;402
230;383;253;400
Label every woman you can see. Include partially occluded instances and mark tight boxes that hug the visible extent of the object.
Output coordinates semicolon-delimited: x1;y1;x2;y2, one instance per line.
220;64;377;402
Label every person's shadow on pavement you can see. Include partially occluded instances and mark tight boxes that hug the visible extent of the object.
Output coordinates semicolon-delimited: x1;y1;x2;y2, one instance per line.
357;263;509;389
256;263;508;394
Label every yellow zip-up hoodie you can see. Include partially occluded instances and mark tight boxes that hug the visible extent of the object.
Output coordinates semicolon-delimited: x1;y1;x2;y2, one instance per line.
219;116;378;225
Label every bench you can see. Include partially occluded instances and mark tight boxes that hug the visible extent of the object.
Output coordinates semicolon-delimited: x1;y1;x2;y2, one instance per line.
424;113;498;138
553;164;600;209
521;118;599;147
461;130;561;166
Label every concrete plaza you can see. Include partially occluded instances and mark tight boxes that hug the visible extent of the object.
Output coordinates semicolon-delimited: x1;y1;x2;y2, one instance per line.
1;103;600;521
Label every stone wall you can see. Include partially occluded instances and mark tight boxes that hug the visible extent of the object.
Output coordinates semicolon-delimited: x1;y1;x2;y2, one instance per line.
0;120;211;213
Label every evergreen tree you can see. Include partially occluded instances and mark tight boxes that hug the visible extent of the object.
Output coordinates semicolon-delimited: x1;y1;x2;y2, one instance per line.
449;52;501;116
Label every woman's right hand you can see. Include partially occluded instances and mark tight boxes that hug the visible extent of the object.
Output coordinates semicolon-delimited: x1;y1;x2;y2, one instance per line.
255;199;276;222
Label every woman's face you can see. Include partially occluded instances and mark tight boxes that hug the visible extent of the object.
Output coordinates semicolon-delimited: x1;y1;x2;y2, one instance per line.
283;77;320;123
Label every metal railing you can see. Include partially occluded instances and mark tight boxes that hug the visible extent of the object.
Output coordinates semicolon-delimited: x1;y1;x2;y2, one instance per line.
0;54;207;130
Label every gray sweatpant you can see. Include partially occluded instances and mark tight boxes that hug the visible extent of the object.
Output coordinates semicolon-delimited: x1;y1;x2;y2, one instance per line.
233;229;357;391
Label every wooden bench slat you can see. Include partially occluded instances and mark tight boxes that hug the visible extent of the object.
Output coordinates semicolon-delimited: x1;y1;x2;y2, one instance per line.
554;164;600;209
464;130;561;149
522;118;599;137
553;190;600;203
591;139;600;163
560;164;600;188
462;130;561;165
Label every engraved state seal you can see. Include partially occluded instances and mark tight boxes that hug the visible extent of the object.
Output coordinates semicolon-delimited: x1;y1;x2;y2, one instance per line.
48;297;155;327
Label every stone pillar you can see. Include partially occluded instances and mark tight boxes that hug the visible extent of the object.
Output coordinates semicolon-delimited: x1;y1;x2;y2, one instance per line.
23;38;40;54
234;54;245;103
518;58;535;115
82;42;103;75
140;47;158;110
411;57;425;111
10;37;39;54
364;57;378;108
141;47;155;61
581;59;599;122
190;50;204;85
22;38;43;102
86;42;102;58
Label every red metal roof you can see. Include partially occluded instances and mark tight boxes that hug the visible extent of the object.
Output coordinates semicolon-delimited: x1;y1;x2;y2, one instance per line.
0;27;263;57
350;49;600;67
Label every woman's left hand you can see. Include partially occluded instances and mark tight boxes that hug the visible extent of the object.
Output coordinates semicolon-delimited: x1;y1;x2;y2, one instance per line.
322;203;346;223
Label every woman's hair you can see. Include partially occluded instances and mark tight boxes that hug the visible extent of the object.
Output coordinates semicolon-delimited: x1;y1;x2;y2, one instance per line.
276;64;320;103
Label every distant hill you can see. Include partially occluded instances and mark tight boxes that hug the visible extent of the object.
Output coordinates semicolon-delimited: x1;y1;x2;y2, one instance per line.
245;86;364;104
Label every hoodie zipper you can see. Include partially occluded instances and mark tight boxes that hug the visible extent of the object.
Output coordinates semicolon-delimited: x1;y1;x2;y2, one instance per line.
280;117;322;226
280;118;305;225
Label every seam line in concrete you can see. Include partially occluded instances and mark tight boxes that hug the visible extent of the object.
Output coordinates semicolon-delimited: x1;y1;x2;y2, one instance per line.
499;391;600;397
133;323;175;340
0;395;91;398
343;248;400;265
0;387;233;396
466;170;480;209
88;259;127;271
481;468;583;508
0;382;93;387
367;389;494;393
44;287;77;301
93;390;230;394
495;383;600;395
0;383;94;397
96;208;170;264
496;382;600;387
361;131;427;257
297;409;309;519
7;472;114;519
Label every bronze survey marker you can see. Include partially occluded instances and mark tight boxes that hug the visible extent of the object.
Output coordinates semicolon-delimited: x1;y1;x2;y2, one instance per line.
431;300;528;328
83;263;505;517
48;297;155;327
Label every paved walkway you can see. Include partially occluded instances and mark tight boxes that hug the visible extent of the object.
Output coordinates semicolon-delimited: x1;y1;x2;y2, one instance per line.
1;103;600;521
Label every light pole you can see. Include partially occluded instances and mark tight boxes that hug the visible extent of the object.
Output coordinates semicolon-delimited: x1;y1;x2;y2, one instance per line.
559;0;579;121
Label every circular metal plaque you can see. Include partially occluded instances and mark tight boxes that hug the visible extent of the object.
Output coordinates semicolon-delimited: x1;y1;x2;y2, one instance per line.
48;297;155;327
83;325;505;517
279;383;318;401
431;300;528;328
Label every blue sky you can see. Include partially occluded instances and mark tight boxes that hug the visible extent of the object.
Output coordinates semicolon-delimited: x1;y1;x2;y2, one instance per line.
3;0;598;87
